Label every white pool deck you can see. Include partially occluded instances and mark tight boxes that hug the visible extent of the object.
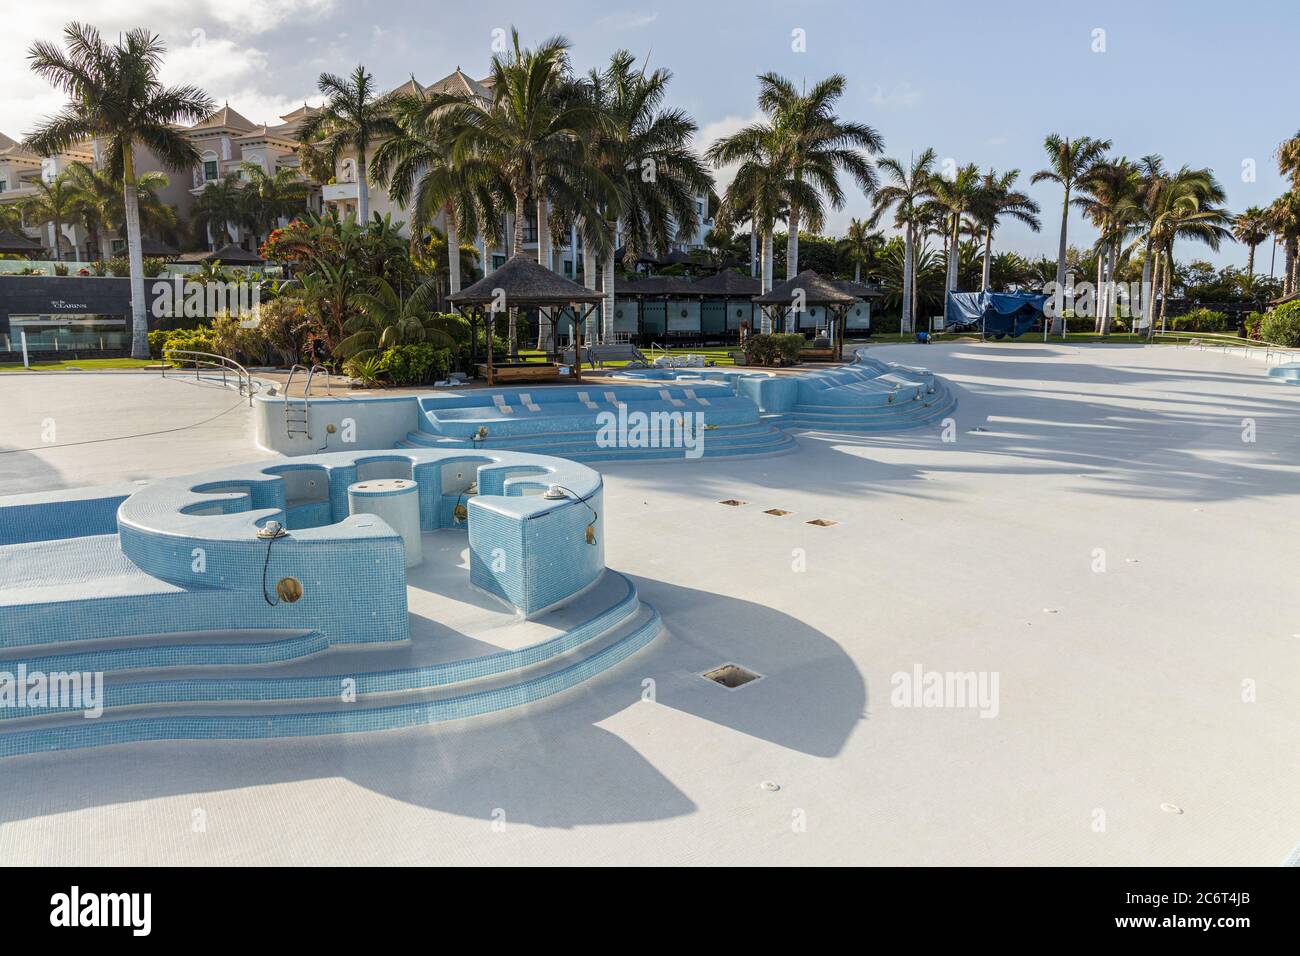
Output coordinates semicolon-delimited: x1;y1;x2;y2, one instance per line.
0;343;1297;866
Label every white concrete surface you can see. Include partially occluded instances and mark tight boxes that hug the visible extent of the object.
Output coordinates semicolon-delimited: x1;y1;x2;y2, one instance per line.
1;345;1297;866
0;372;279;494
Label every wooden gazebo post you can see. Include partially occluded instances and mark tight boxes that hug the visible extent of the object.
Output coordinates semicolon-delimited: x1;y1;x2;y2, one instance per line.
571;298;582;384
485;306;495;386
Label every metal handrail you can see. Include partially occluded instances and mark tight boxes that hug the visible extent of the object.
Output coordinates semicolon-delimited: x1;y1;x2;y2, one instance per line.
284;364;310;439
1151;331;1300;363
161;350;257;405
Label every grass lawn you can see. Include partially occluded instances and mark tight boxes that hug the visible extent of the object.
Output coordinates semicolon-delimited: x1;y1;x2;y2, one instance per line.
0;357;157;372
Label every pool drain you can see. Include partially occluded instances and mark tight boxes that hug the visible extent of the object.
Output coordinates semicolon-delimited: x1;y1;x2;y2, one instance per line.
702;663;763;689
764;508;792;516
719;499;747;507
805;518;836;527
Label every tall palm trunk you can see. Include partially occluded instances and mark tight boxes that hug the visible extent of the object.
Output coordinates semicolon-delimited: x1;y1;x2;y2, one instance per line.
1145;249;1161;341
760;230;774;331
536;199;550;269
901;226;915;334
122;151;148;359
981;227;993;292
786;206;799;279
854;261;861;283
750;230;758;277
1104;240;1120;334
1246;243;1256;280
1157;249;1172;333
580;223;600;342
946;216;959;295
446;204;461;298
603;220;617;346
1094;244;1105;333
50;219;64;262
1140;240;1153;334
508;192;527;355
356;150;369;223
1051;188;1070;334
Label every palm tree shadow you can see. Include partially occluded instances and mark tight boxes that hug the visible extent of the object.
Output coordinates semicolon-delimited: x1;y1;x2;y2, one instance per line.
0;581;864;836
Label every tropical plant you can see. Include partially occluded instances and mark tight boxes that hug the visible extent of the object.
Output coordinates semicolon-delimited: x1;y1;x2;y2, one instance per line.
296;64;400;224
1268;192;1300;295
838;217;883;283
744;73;882;278
26;23;213;357
875;237;944;321
65;160;175;259
1075;158;1139;331
928;162;981;296
972;169;1040;292
1232;206;1271;279
190;178;248;248
583;49;711;340
238;161;309;243
867;149;937;331
430;31;604;351
1260;300;1300;347
18;170;82;261
370;94;501;302
1031;134;1111;331
334;277;458;361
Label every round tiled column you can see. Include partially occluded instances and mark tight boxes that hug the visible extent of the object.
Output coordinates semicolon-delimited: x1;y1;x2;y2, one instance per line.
347;478;422;568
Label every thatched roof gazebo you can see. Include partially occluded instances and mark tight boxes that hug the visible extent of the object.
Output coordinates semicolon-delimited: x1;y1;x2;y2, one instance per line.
203;243;264;265
447;253;605;384
752;270;858;360
0;229;43;256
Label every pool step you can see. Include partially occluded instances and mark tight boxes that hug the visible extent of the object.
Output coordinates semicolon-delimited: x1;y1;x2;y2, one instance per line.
0;604;662;757
0;629;329;677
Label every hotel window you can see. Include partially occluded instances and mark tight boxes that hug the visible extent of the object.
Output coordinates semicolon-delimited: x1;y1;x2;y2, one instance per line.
203;160;219;181
563;260;573;276
0;180;6;192
522;218;537;243
492;254;506;270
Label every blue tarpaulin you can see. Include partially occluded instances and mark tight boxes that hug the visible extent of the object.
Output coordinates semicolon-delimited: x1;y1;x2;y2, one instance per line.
944;291;1049;338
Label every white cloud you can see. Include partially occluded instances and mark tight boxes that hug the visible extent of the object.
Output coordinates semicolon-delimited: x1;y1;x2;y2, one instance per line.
0;1;338;139
869;81;922;110
693;111;765;195
597;12;659;30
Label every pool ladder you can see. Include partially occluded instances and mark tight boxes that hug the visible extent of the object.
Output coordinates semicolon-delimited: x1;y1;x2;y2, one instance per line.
284;364;330;439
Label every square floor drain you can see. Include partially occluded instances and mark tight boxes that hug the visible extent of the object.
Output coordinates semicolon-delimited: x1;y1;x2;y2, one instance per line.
719;499;747;507
805;518;837;527
764;508;792;516
702;663;763;689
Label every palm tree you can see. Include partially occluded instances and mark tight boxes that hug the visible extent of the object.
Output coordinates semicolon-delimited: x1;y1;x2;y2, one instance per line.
838;217;882;283
1075;158;1139;331
1268;192;1300;296
868;149;937;332
436;30;603;351
876;238;944;320
586;50;711;341
20;170;82;260
972;169;1041;292
371;93;502;302
191;178;248;249
26;23;212;357
1131;174;1231;336
929;163;981;297
749;73;882;278
1032;134;1111;332
66;159;175;260
335;277;459;361
1232;206;1270;279
0;203;24;234
239;161;308;244
711;131;807;321
296;64;399;224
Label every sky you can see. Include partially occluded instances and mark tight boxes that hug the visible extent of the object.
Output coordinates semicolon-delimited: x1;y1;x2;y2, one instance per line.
5;0;1298;271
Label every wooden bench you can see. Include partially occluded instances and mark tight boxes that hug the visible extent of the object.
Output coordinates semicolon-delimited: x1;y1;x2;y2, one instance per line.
478;362;561;384
798;347;839;362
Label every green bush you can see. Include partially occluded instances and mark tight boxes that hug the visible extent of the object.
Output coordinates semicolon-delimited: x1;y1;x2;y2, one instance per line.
160;326;216;365
107;256;129;277
147;329;170;360
1244;311;1266;341
1260;302;1300;348
1170;307;1230;332
142;257;164;278
344;355;385;388
376;343;451;386
742;332;804;366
